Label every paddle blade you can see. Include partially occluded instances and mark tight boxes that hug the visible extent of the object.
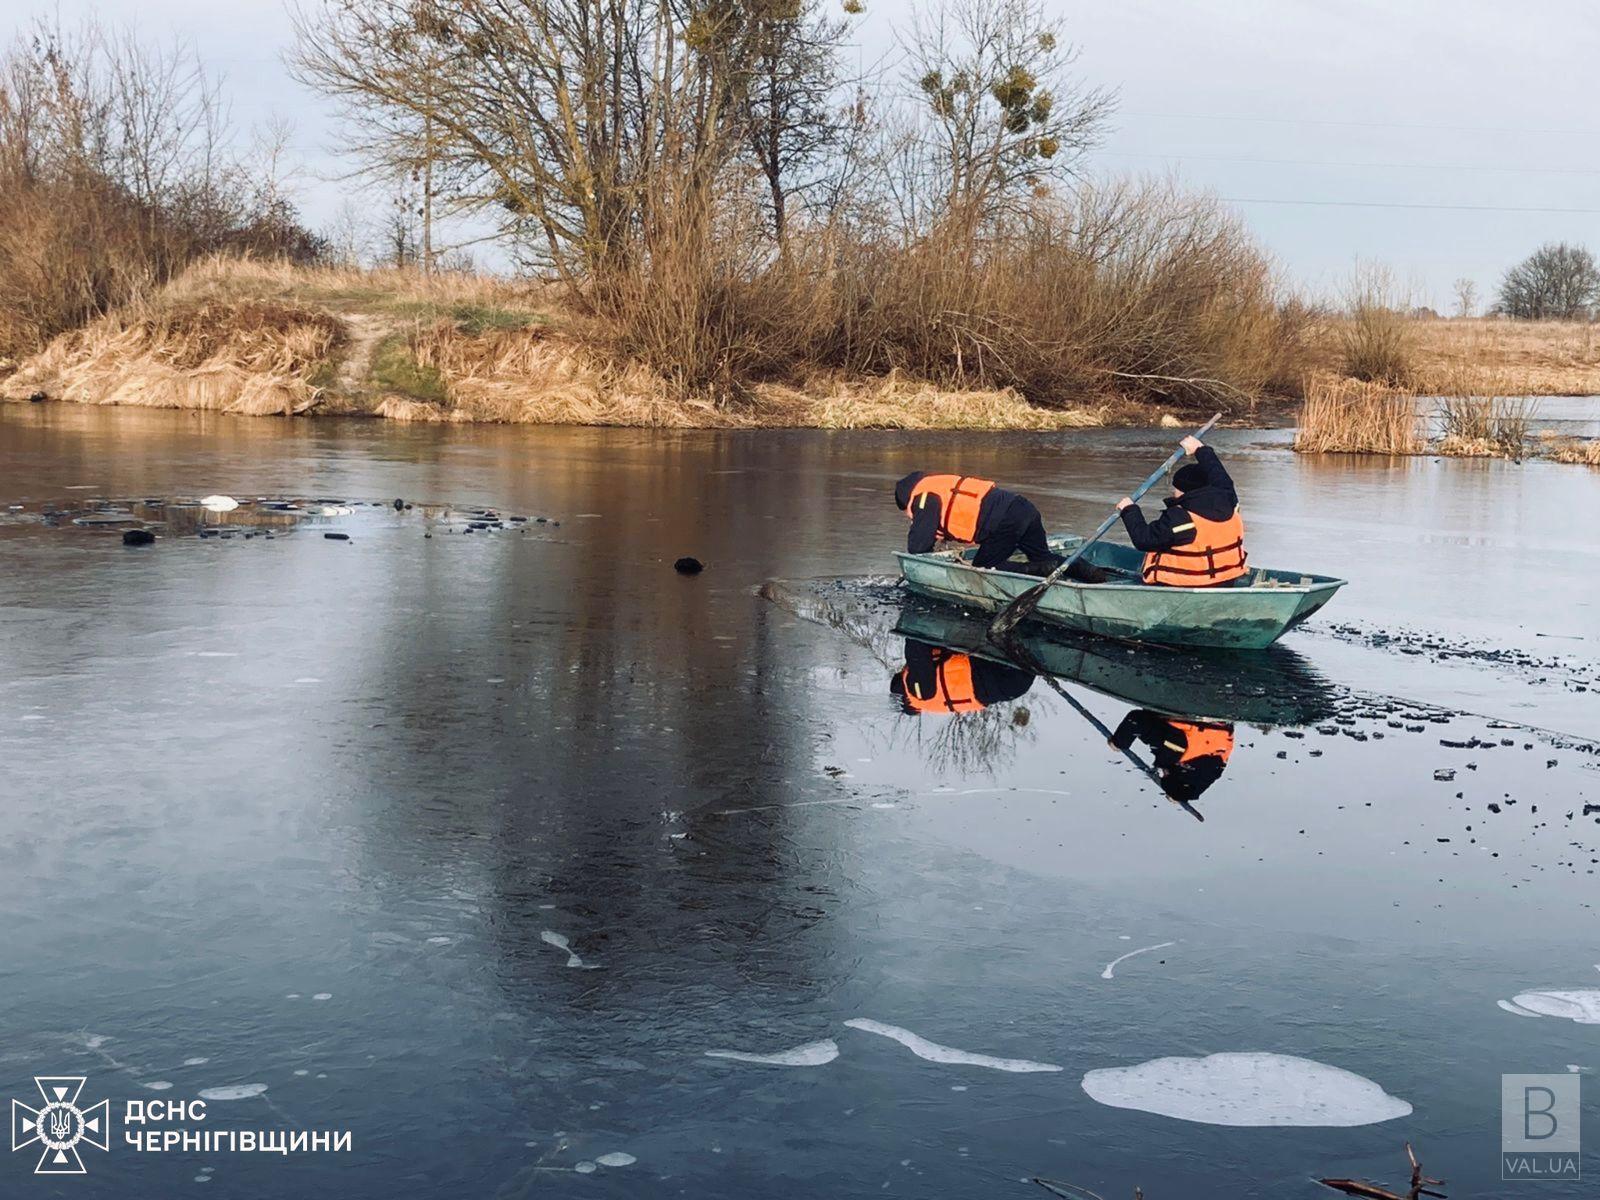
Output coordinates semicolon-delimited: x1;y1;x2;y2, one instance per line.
988;582;1046;640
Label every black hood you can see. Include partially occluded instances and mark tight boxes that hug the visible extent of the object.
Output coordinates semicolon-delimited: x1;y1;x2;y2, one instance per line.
894;471;927;510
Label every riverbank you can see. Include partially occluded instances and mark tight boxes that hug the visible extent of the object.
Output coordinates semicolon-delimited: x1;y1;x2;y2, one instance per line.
0;258;1150;431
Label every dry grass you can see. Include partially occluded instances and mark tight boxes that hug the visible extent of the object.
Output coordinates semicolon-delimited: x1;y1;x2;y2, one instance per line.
1543;435;1600;466
1293;375;1424;454
1310;316;1600;395
5;294;344;416
1433;369;1538;460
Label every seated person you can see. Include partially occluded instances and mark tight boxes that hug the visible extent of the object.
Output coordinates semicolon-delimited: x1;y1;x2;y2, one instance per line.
1116;436;1248;587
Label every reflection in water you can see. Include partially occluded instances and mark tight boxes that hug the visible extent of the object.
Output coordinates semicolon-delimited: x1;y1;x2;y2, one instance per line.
891;639;1033;714
1109;710;1234;804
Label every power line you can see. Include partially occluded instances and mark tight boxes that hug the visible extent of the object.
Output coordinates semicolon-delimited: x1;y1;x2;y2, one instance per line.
1098;149;1600;177
1217;196;1600;214
1120;110;1600;138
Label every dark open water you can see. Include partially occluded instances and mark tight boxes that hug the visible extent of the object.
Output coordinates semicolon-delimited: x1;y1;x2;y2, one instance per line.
0;404;1597;1198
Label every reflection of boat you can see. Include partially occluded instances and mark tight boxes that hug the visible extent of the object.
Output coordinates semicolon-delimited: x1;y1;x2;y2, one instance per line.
894;602;1338;728
895;535;1345;650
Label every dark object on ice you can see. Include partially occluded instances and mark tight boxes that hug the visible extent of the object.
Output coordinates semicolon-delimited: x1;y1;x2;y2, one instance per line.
534;516;548;524
674;557;704;575
1433;768;1455;782
29;390;46;402
122;529;155;546
324;532;350;541
393;498;405;510
1319;1140;1445;1200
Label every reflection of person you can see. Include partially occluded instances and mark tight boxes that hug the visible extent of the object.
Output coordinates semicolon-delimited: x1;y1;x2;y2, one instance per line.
1110;709;1234;802
1116;436;1248;587
890;640;1034;714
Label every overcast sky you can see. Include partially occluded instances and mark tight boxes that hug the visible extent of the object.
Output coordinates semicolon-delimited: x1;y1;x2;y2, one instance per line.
16;0;1597;308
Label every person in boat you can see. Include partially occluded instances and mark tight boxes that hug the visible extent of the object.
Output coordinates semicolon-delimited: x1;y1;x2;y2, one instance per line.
1109;709;1235;803
893;471;1103;578
891;639;1033;714
1115;436;1248;587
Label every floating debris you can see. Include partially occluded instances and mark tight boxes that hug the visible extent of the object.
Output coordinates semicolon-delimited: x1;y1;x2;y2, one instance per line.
199;495;239;512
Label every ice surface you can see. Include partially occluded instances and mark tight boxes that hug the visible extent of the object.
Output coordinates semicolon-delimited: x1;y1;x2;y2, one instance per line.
843;1020;1062;1073
705;1039;840;1067
1081;1052;1412;1127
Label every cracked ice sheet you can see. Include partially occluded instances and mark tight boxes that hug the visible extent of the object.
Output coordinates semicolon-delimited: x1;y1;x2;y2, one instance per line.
1081;1052;1412;1127
705;1039;839;1067
843;1019;1062;1073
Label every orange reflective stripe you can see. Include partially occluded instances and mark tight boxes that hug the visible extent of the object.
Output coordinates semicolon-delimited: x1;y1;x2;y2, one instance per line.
1168;720;1235;764
907;474;996;544
1141;508;1248;586
901;651;984;713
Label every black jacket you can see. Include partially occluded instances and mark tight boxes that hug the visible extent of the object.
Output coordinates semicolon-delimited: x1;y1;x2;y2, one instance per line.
895;472;1016;555
1118;447;1238;553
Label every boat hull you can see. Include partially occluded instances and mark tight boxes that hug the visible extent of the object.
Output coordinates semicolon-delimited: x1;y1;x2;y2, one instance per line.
895;537;1346;650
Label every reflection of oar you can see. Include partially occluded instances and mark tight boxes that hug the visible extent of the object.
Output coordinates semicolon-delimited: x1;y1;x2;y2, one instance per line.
988;412;1221;642
996;634;1204;823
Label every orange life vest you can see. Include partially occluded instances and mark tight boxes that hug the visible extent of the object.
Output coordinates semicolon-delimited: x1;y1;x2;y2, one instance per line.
1161;720;1235;765
907;474;996;544
900;650;983;714
1142;508;1248;587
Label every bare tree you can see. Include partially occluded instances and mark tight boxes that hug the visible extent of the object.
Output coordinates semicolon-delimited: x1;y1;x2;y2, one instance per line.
904;0;1113;223
290;0;783;295
741;0;856;247
1451;276;1477;319
1497;242;1600;320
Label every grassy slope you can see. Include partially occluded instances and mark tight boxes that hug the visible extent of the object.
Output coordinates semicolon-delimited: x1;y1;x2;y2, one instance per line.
1307;316;1600;396
0;258;1109;429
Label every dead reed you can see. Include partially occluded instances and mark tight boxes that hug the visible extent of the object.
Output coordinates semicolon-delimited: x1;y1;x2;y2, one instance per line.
1293;375;1424;454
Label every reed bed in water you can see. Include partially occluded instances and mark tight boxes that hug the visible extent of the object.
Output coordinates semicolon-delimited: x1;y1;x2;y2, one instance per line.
1543;435;1600;466
1433;370;1538;460
1293;375;1425;454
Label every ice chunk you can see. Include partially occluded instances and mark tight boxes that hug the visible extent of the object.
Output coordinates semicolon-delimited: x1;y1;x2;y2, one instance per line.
200;496;238;512
705;1039;839;1067
843;1019;1062;1073
596;1152;637;1167
1081;1052;1412;1127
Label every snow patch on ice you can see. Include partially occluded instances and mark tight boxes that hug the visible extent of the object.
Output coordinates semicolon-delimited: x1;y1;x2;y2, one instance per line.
198;1084;267;1101
540;930;595;968
1081;1052;1412;1127
1506;990;1600;1024
843;1019;1061;1073
596;1152;637;1167
705;1039;839;1067
1101;941;1176;980
142;1081;172;1091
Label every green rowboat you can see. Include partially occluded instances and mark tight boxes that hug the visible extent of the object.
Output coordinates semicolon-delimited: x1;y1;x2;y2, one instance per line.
895;536;1346;651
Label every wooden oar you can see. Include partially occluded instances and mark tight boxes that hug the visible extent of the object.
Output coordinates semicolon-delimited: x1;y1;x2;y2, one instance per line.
986;412;1222;642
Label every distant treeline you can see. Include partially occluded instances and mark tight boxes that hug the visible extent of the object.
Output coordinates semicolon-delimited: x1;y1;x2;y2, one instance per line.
287;0;1307;408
